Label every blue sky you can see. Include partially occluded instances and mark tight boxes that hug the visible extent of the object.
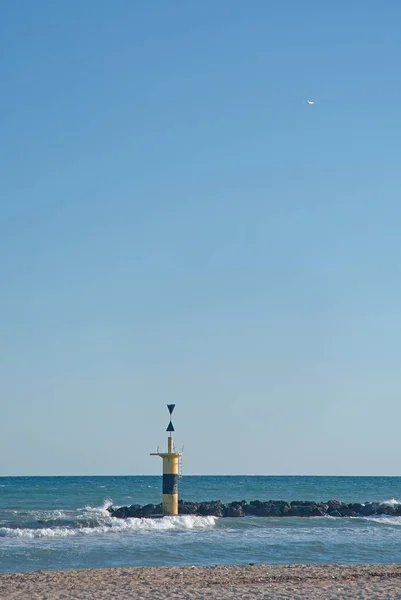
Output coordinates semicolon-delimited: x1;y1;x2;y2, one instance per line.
1;1;401;475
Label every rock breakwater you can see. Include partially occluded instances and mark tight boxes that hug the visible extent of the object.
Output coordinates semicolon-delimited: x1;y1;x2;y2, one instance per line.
107;499;401;519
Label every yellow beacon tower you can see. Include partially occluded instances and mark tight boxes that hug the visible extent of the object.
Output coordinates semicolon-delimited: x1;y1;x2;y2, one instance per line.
150;404;182;516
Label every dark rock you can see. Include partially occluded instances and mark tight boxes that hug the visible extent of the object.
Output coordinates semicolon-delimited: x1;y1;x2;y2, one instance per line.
339;507;358;517
327;500;346;512
109;506;129;519
243;501;270;516
224;505;244;517
127;504;144;518
359;503;378;516
348;503;364;514
249;500;264;509
287;504;326;517
142;504;157;517
244;501;290;517
313;505;328;517
198;501;224;517
272;501;291;513
110;504;143;519
178;501;198;515
224;501;245;517
242;503;253;515
243;502;258;516
229;501;245;509
328;510;342;517
377;504;395;516
265;501;290;517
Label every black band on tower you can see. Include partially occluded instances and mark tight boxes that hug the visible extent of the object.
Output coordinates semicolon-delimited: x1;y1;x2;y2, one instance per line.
163;474;178;494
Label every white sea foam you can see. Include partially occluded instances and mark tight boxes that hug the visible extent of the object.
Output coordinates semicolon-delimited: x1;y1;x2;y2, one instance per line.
107;515;217;532
31;510;69;521
365;516;401;526
0;515;217;539
382;498;401;507
0;527;76;539
81;499;114;516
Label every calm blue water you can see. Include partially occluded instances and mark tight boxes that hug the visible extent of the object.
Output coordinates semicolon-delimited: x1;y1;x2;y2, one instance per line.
1;476;401;573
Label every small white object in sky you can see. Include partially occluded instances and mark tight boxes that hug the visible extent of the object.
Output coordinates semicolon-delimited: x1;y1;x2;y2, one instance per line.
306;100;315;105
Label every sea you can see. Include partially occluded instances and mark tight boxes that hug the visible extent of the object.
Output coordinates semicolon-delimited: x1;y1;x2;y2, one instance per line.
1;476;401;573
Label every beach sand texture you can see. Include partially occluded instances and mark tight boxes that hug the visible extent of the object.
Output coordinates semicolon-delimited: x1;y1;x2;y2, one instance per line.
1;564;401;600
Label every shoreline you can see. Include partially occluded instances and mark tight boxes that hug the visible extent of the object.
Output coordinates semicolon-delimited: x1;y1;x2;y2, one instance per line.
1;564;401;599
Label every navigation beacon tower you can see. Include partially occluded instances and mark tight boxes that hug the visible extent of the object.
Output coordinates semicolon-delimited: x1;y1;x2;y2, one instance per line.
150;404;182;516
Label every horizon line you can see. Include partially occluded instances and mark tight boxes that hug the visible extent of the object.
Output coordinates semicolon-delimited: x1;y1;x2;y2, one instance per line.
1;474;400;478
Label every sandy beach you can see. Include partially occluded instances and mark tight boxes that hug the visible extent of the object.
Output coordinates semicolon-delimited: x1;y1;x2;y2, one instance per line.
1;564;401;599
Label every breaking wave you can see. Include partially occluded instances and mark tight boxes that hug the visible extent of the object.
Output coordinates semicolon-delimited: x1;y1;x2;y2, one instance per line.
364;516;401;526
381;498;401;507
81;499;114;514
0;514;217;539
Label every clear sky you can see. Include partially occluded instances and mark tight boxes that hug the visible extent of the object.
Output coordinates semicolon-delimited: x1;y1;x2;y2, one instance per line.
1;1;401;476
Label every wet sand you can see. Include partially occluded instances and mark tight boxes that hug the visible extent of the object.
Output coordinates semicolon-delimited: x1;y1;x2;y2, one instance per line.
1;564;401;599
